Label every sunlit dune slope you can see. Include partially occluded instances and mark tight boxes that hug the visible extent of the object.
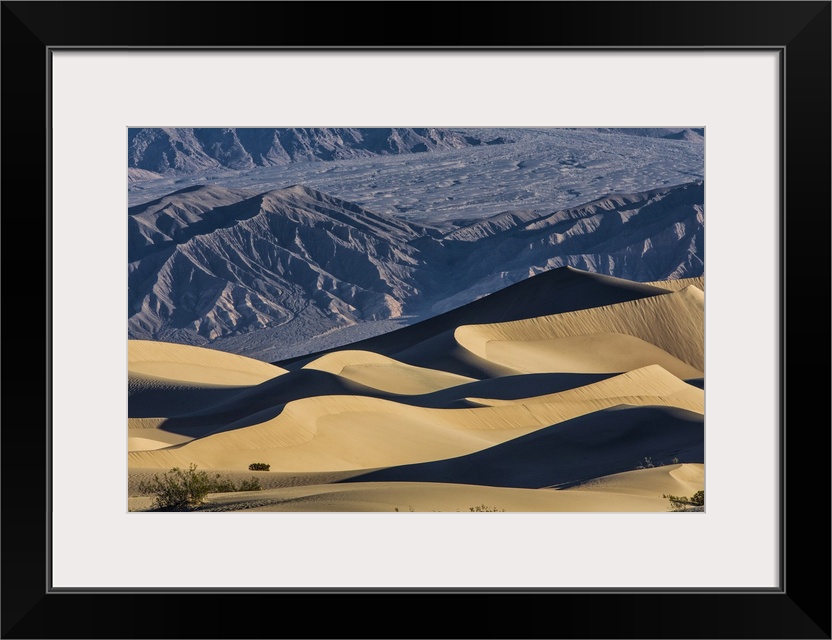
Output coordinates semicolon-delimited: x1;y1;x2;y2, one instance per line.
128;430;194;452
131;369;387;436
128;340;287;419
341;405;704;489
198;478;693;513
469;365;702;414
564;463;704;498
473;332;700;378
130;465;704;512
128;366;703;473
129;340;285;386
302;350;476;394
455;286;703;376
645;276;704;292
139;368;618;438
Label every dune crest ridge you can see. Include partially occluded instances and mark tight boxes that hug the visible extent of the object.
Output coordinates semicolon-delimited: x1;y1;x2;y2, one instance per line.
454;287;703;374
129;340;286;386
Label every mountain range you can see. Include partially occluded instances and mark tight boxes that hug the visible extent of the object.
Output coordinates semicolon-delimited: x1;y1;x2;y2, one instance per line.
128;180;703;359
128;127;504;177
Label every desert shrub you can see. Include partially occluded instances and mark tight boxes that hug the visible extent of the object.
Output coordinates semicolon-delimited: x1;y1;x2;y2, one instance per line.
663;494;688;511
469;504;506;512
635;456;655;470
237;477;262;492
211;475;237;493
139;464;264;511
637;456;673;469
663;491;705;511
210;475;263;493
248;462;270;471
138;463;214;511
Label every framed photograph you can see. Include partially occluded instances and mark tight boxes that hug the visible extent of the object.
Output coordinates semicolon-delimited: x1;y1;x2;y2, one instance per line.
4;1;829;638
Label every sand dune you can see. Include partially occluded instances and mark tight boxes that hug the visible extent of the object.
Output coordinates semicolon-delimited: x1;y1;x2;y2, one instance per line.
128;417;168;429
132;369;386;436
136;368;622;438
128;430;194;452
129;394;499;472
129;369;703;474
129;464;704;512
128;340;288;419
342;406;703;489
302;350;477;394
408;371;616;407
129;268;705;513
128;340;285;386
646;276;704;292
469;365;703;414
383;329;525;378
455;286;703;375
682;284;704;310
474;332;700;378
193;480;685;513
565;463;704;499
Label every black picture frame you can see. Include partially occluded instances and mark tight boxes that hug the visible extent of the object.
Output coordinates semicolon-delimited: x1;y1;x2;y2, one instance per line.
3;2;829;638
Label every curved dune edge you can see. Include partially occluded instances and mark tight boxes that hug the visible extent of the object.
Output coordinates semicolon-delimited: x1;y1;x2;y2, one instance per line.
479;332;701;378
302;349;477;394
128;377;703;473
128;340;286;386
389;329;526;379
128;417;168;429
469;365;703;413
155;479;697;513
128;430;195;452
130;371;630;441
455;287;703;372
682;285;704;310
342;405;703;489
128;368;387;436
645;276;704;292
564;463;704;497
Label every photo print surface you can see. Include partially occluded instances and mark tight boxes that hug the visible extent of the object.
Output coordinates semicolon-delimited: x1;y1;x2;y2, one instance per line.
127;127;705;514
